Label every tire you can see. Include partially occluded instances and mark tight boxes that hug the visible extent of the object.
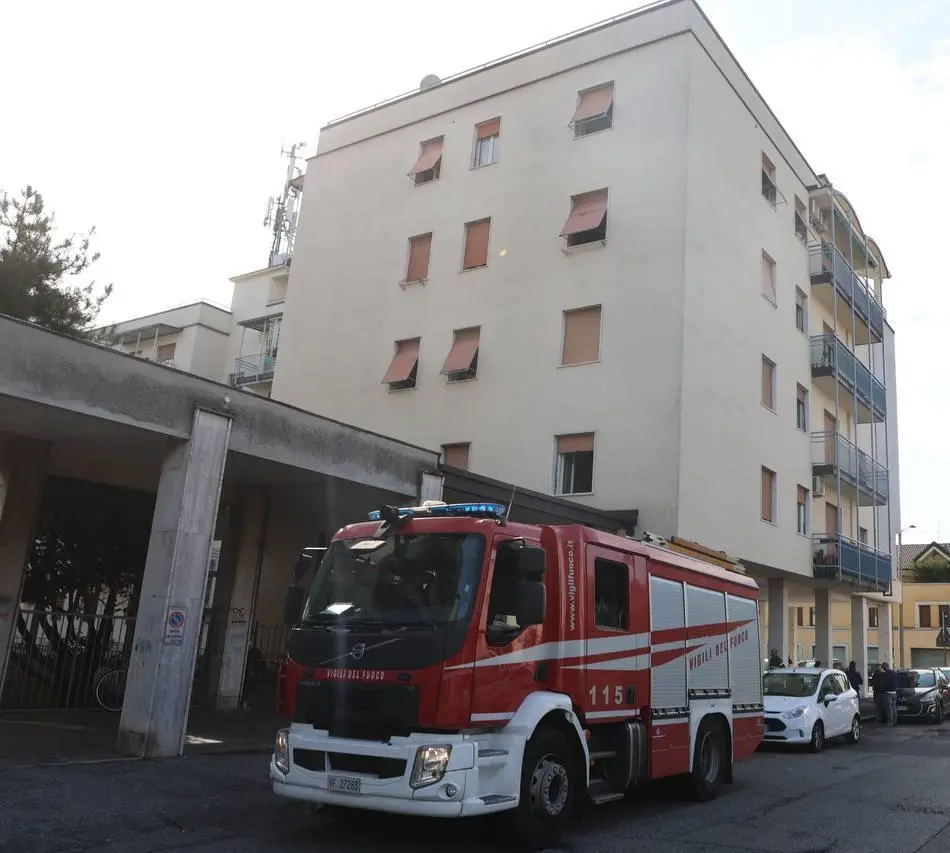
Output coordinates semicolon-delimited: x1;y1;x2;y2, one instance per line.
685;718;727;802
95;668;128;713
809;720;825;753
845;715;861;744
509;726;578;849
935;703;944;725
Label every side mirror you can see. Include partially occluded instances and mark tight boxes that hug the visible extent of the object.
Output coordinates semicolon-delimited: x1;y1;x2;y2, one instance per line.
516;581;546;627
516;547;546;578
293;554;312;582
823;694;837;705
283;585;306;626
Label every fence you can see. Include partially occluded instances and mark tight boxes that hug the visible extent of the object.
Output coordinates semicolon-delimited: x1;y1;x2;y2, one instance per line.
2;607;136;710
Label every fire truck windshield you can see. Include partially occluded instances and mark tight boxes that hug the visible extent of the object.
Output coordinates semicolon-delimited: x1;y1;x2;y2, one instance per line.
300;533;486;628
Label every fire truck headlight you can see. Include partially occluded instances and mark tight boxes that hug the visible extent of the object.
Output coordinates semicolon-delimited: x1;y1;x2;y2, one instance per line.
410;745;452;789
274;728;290;774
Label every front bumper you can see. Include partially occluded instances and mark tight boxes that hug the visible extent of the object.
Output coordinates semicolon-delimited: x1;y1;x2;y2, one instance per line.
762;713;815;744
270;725;520;818
897;701;939;720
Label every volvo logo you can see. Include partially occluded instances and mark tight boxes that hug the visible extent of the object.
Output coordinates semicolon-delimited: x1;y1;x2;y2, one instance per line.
350;643;366;661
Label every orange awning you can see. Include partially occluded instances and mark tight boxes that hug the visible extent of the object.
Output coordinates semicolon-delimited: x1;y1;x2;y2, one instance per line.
571;85;614;123
561;191;608;236
382;339;420;383
409;139;443;176
441;329;479;374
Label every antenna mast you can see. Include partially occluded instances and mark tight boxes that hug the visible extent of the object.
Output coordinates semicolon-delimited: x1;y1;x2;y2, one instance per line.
263;141;307;268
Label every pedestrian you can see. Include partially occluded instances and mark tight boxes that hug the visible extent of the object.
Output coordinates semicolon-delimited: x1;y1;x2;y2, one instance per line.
871;664;887;723
769;648;783;669
814;660;822;668
882;662;899;726
846;660;864;694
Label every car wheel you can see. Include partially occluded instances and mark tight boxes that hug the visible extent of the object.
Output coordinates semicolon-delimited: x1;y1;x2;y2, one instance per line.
809;720;824;753
685;717;728;802
508;725;578;849
845;714;861;744
936;702;944;725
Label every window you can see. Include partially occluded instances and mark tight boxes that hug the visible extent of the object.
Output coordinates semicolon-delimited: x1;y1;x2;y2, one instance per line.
472;118;500;168
594;558;628;630
796;485;808;535
809;607;816;627
382;338;420;390
441;327;480;382
761;467;776;522
409;137;443;185
442;443;471;470
859;527;868;545
761;153;777;205
919;605;932;628
571;83;614;137
561;189;608;247
761;251;777;304
796;384;808;431
794;196;808;241
405;233;432;284
462;218;491;269
486;542;541;637
561;306;601;366
796;607;804;627
555;433;594;495
940;605;950;629
156;343;176;363
761;356;776;410
795;288;807;333
869;607;879;628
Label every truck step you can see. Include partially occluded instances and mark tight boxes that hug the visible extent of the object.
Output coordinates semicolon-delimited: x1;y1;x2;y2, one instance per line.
478;748;509;758
588;749;617;761
480;794;517;806
590;791;626;805
587;779;625;806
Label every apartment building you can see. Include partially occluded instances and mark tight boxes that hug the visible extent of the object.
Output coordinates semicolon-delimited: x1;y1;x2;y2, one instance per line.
90;301;232;381
263;0;900;674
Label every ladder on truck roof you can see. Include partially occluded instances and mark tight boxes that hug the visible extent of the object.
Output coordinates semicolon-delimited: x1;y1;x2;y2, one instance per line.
638;531;746;575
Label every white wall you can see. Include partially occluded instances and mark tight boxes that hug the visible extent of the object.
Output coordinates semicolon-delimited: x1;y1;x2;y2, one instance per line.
273;37;696;528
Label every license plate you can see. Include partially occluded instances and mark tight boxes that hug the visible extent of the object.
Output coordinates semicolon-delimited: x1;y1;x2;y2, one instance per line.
327;775;361;795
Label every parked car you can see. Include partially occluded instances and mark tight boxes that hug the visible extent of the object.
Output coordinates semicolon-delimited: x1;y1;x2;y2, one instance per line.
797;659;844;671
762;668;861;753
895;667;950;723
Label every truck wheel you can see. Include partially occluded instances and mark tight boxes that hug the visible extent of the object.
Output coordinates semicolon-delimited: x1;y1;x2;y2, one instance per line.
685;718;727;802
510;726;578;849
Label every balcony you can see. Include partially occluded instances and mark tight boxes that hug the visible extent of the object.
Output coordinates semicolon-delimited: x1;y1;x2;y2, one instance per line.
810;335;886;423
809;243;884;344
230;352;276;387
812;534;891;591
811;431;888;506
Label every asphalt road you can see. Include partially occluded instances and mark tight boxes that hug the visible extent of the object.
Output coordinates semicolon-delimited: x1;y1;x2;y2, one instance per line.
3;722;950;853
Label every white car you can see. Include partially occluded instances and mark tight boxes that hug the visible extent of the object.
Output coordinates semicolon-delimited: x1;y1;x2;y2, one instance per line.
762;668;861;753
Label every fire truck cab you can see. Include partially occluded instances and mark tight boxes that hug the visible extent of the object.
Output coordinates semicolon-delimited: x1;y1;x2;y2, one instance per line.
271;501;764;846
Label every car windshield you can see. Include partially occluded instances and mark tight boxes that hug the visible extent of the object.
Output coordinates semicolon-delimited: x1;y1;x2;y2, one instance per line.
898;670;935;688
763;673;820;697
300;532;486;627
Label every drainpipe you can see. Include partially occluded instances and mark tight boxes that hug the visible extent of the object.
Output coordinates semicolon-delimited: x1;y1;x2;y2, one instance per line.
898;524;916;667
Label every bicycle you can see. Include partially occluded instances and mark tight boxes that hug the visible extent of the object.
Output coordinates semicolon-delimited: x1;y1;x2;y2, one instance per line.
95;661;205;712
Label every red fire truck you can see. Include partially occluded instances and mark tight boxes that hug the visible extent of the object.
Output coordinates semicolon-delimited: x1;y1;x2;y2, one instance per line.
271;501;764;846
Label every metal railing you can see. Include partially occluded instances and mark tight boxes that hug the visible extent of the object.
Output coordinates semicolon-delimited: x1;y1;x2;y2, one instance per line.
811;431;888;503
230;352;277;386
810;334;886;421
808;243;884;339
812;534;891;590
2;608;136;710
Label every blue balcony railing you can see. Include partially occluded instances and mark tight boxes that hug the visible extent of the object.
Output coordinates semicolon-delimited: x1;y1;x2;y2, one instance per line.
811;431;888;504
809;243;884;340
812;534;891;590
810;335;886;421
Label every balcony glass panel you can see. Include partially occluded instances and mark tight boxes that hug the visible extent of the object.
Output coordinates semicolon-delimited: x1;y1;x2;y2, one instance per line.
808;243;884;339
811;431;888;503
231;352;277;385
812;534;891;590
810;335;886;420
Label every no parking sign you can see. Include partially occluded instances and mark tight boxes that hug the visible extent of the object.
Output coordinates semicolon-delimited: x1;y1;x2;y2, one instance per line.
163;606;187;647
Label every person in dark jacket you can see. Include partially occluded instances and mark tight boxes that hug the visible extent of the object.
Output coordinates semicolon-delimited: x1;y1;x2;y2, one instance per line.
769;648;783;669
846;661;864;694
882;662;899;726
871;664;887;723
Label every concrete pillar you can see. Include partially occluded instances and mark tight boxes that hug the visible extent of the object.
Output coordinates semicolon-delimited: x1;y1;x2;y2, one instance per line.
215;490;267;711
814;588;832;667
850;596;869;697
0;439;49;697
117;409;231;759
767;578;789;663
879;601;895;667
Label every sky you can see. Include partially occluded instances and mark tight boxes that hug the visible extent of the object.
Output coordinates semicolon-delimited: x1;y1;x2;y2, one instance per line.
2;0;948;542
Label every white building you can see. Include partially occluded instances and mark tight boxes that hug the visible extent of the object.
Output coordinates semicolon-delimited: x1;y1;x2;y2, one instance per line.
265;0;901;671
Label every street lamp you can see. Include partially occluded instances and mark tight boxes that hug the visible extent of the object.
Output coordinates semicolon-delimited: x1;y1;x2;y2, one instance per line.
898;524;916;668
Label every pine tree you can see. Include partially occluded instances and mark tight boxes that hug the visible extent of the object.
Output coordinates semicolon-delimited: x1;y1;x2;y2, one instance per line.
0;186;111;334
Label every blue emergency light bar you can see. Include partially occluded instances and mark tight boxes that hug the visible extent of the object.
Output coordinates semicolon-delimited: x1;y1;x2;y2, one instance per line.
367;502;507;522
